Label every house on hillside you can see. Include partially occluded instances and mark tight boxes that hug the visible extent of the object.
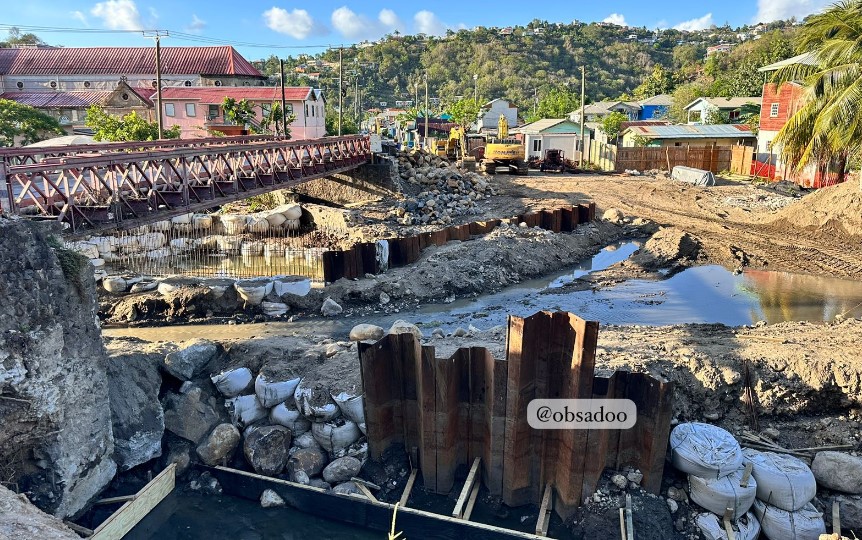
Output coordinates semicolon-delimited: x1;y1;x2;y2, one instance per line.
683;97;760;124
511;119;592;160
0;79;154;134
156;86;326;139
706;44;733;56
637;95;672;120
477;98;518;132
620;124;756;147
570;100;641;123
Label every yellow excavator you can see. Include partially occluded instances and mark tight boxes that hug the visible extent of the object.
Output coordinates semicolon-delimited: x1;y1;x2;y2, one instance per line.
480;115;527;175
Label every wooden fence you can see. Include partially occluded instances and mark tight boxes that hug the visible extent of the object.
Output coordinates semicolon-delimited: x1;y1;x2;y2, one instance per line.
614;145;734;173
730;145;755;176
321;203;596;283
359;311;673;520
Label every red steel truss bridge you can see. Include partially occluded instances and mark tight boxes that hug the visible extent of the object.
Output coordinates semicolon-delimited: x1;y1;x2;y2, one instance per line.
0;135;372;234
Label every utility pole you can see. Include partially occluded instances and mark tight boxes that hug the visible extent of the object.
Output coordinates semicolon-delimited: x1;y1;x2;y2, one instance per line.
533;88;538;119
338;47;343;136
579;65;586;168
424;72;429;148
354;75;359;123
279;59;287;138
144;31;169;139
473;73;478;104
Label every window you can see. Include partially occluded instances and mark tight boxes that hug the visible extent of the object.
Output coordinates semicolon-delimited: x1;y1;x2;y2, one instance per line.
184;80;192;87
83;81;91;88
770;103;779;118
285;104;293;114
50;81;57;89
208;105;219;120
532;139;542;152
16;81;23;89
305;104;309;117
185;103;196;117
165;103;175;117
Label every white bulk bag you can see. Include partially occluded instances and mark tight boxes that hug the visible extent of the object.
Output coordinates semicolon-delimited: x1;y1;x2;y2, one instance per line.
672;166;716;187
332;392;365;425
221;215;247;235
265;212;287;227
689;468;757;519
752;500;826;540
695;511;760;540
269;402;312;435
743;449;817;512
247;217;270;234
282;204;303;220
193;215;213;230
312;420;361;454
255;373;302;408
294;380;340;422
670;423;743;479
376;240;389;272
211;367;253;397
225;394;268;426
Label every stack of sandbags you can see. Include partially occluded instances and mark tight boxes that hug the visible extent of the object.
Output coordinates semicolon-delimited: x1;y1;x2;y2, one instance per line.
744;448;825;540
670;423;761;540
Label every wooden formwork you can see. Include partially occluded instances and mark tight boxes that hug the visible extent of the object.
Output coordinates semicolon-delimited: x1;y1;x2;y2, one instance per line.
359;310;673;520
322;203;596;282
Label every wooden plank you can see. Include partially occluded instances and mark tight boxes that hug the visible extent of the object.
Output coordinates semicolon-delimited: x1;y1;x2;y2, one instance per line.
833;500;841;536
462;480;481;522
739;462;752;488
354;482;379;504
535;483;553;536
92;463;175;540
399;469;418;508
453;457;482;518
625;494;634;540
619;508;626;540
64;521;94;537
722;507;736;540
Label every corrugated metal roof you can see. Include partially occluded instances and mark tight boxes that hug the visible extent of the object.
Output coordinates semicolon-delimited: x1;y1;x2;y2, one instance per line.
0;91;111;107
157;86;315;104
759;51;818;72
512;118;568;134
638;94;673;106
622;124;756;139
0;46;263;77
685;96;760;110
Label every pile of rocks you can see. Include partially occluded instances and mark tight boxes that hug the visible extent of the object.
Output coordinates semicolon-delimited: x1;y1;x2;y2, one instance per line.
391;150;494;226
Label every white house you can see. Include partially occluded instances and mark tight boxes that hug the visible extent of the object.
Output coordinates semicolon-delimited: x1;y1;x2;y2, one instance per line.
477;98;518;132
512;119;592;161
570;100;641;124
683;96;760;124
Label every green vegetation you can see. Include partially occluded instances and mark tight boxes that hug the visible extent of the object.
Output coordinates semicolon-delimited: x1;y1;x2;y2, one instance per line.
600;111;629;140
446;97;481;127
46;236;87;296
85;105;180;141
0;99;65;147
773;0;862;177
255;19;800;122
0;27;47;48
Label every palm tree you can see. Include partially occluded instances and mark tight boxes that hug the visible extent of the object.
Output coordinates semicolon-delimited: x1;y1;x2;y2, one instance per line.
772;0;862;184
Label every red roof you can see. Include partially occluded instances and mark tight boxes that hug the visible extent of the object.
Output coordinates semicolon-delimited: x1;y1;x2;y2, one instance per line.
0;91;111;108
0;46;263;77
157;86;316;104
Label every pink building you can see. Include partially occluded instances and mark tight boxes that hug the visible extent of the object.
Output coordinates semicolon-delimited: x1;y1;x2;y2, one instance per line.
155;86;327;139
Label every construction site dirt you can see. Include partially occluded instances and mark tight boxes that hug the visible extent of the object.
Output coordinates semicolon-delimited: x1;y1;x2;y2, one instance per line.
95;170;862;539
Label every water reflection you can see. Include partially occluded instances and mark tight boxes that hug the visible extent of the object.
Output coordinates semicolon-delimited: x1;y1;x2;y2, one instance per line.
742;270;862;323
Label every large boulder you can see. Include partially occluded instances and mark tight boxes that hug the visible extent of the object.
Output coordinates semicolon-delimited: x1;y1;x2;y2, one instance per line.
830;495;862;532
288;447;328;480
243;425;292;476
812;452;862;494
321;297;343;317
0;220;115;517
322;457;362;484
260;489;286;508
163;387;221;444
349;324;385;342
196;423;241;466
0;485;80;539
106;350;164;471
388;320;422;340
163;339;219;380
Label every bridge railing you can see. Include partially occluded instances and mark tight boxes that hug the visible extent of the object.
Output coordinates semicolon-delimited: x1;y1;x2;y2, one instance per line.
1;135;371;232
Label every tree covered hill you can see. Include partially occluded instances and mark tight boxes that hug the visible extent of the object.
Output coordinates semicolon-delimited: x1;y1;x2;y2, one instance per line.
256;18;800;118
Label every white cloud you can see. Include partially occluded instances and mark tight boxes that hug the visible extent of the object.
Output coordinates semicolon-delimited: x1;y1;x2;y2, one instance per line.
71;10;89;25
655;19;669;30
331;7;406;40
753;0;830;23
148;6;158;21
674;13;714;31
90;0;142;31
414;10;446;36
602;13;628;26
378;8;405;33
185;14;206;34
263;7;322;39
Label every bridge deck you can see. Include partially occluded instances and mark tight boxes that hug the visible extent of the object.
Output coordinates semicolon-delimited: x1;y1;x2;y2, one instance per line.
0;135;371;233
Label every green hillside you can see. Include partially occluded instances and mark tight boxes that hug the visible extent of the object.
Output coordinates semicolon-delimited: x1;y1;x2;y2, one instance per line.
256;19;799;120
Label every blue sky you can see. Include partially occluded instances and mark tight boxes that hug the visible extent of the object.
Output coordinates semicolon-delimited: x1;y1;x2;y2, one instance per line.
4;0;832;58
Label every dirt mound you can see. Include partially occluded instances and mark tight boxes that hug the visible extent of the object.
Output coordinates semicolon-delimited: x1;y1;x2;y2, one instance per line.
771;180;862;237
628;227;702;274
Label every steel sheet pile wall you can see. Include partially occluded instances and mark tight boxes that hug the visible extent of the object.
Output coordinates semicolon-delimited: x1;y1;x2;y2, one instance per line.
359;310;672;520
323;203;596;282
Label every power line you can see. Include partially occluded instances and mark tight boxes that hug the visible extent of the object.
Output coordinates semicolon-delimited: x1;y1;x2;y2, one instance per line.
0;23;339;50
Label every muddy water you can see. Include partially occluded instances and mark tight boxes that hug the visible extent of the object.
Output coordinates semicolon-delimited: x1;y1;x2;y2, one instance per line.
104;241;862;343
